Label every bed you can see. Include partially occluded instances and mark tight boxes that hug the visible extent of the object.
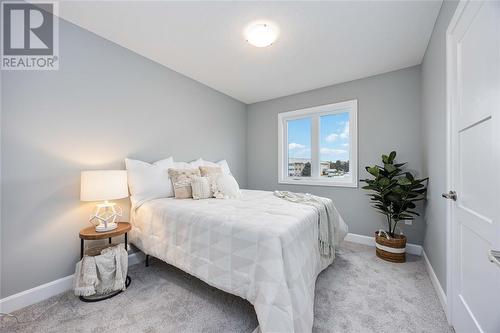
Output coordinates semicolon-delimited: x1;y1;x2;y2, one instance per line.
129;189;348;333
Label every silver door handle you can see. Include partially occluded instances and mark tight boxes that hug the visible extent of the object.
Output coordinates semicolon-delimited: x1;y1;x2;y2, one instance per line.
489;250;500;268
442;191;457;201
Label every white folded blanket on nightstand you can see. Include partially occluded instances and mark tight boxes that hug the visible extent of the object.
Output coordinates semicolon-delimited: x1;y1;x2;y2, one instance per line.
74;244;128;296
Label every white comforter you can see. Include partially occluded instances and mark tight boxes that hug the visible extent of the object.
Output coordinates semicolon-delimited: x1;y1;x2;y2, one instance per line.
130;189;348;333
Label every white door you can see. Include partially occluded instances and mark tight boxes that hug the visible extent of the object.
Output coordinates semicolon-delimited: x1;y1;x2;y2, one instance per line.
447;1;500;332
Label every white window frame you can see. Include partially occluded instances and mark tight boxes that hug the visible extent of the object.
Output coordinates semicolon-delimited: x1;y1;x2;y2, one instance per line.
278;99;358;188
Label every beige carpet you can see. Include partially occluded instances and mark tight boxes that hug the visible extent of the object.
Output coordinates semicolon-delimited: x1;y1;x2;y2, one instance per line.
0;242;453;333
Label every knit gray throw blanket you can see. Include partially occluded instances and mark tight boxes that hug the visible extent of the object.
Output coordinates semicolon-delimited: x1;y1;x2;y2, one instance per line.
274;191;335;258
74;244;128;297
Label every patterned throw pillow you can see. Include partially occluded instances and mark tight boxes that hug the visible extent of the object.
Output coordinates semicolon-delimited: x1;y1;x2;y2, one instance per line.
191;176;213;200
199;166;223;196
167;168;201;199
199;166;223;178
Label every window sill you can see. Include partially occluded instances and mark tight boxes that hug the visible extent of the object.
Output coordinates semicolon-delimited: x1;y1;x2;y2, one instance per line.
278;179;358;188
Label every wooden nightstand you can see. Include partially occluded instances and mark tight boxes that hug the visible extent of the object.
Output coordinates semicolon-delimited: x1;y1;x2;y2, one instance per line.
79;222;131;259
78;222;132;302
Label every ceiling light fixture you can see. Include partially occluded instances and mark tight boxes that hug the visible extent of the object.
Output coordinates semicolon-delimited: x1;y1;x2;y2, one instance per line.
244;22;278;48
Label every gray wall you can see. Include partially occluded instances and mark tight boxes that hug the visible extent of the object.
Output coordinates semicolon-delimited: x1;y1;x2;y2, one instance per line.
0;19;246;298
246;66;424;244
421;0;458;293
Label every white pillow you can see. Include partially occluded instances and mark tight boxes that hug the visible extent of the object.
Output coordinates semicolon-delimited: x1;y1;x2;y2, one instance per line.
216;160;232;176
125;157;175;207
214;175;241;199
186;158;231;175
190;158;218;168
172;161;191;169
191;176;213;200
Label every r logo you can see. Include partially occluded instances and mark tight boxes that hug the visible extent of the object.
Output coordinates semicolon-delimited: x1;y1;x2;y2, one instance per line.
2;2;54;56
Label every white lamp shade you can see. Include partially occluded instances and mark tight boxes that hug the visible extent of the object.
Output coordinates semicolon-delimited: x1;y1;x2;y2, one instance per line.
80;170;129;202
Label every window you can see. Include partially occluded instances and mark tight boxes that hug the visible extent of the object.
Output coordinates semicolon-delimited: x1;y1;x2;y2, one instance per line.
287;117;311;178
278;100;357;187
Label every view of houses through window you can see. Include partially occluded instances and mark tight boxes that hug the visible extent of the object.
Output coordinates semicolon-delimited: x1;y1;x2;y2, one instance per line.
279;100;357;187
287;117;312;177
287;112;350;179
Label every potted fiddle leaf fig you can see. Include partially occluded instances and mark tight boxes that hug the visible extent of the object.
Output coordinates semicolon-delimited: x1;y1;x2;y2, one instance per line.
361;151;428;263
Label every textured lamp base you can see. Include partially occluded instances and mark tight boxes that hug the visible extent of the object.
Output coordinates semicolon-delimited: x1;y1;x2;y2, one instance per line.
89;201;123;233
95;222;118;232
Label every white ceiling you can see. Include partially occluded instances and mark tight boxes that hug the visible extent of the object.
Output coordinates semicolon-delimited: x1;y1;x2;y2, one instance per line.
59;1;442;104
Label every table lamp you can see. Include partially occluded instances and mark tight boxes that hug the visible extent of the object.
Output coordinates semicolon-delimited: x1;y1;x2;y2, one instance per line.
81;170;129;232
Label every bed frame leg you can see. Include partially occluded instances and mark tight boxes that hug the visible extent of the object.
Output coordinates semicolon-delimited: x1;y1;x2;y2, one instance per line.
145;254;150;267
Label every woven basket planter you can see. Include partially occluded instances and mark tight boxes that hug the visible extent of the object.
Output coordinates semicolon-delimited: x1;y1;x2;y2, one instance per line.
375;231;407;263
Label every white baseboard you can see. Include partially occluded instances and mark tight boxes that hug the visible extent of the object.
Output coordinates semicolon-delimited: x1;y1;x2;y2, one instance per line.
0;275;74;315
344;232;423;256
0;251;145;314
422;250;448;318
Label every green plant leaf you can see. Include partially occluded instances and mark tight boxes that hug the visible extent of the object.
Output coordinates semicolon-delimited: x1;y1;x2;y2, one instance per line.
384;164;396;173
367;167;379;177
397;178;412;186
388;151;396;163
379;177;390;186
